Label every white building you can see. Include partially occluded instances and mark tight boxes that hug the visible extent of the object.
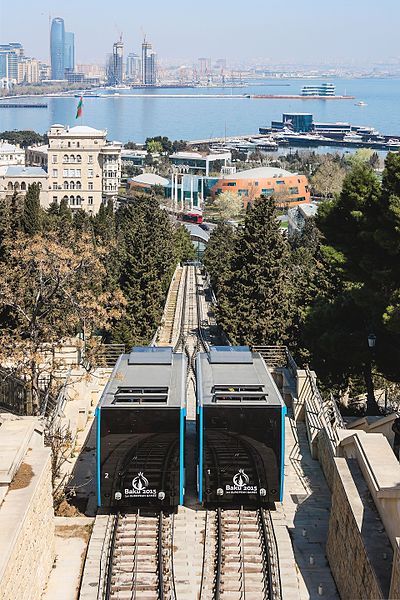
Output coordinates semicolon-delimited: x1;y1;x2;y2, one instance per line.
0;165;48;205
0;141;25;167
47;124;122;213
170;150;231;176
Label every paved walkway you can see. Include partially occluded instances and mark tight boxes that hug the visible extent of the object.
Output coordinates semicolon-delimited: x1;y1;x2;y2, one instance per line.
273;416;339;600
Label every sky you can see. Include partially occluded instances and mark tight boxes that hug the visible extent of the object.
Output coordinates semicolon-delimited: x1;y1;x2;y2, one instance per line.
1;0;400;67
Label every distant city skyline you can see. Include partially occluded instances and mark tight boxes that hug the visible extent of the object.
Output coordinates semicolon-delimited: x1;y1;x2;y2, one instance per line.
1;0;400;67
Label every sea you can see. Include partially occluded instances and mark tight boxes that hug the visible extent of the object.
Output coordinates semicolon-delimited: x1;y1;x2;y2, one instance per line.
0;77;399;145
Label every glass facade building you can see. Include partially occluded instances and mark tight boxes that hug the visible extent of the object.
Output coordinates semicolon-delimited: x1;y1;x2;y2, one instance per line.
141;40;156;85
50;17;65;80
64;32;75;72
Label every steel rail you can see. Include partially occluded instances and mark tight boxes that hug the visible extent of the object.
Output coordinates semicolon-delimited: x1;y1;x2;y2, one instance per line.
104;512;120;600
258;509;282;600
158;512;165;600
214;508;223;600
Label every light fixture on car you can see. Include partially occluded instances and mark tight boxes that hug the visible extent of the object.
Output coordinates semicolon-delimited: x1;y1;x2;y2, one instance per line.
217;488;224;496
114;492;122;500
158;491;166;500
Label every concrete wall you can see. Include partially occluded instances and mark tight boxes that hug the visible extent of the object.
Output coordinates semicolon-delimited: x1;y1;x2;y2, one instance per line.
390;539;400;600
0;421;55;600
326;456;389;600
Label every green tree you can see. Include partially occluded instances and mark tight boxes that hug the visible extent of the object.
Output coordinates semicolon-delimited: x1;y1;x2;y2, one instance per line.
174;225;196;263
220;196;293;345
204;223;237;299
146;139;164;154
22;183;41;235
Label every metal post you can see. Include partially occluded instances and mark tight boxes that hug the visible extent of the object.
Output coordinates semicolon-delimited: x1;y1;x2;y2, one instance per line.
181;175;185;212
190;177;194;211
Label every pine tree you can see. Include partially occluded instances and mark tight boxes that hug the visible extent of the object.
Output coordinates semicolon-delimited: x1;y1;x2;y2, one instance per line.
203;222;237;298
22;183;41;235
221;196;293;346
174;225;196;263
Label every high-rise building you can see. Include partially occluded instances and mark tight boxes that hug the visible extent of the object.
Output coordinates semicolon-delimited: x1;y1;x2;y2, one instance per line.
126;53;141;82
64;32;75;72
17;58;40;84
141;38;156;85
50;17;65;79
0;43;24;81
198;57;211;76
107;37;124;85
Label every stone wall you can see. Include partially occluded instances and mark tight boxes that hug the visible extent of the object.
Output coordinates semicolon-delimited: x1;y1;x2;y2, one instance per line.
390;539;400;599
0;448;55;600
326;457;389;600
315;428;335;490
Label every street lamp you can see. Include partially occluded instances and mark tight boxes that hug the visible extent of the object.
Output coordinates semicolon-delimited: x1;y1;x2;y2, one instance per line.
365;333;378;415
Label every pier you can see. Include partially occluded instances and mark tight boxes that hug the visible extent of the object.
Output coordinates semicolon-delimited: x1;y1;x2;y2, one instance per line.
0;102;48;108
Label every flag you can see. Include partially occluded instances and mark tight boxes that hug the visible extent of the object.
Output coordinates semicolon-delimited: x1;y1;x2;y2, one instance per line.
76;96;83;119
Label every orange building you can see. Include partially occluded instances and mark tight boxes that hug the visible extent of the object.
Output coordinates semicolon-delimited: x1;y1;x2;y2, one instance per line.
210;166;310;208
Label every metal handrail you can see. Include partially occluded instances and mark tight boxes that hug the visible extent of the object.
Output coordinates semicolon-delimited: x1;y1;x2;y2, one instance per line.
104;512;119;600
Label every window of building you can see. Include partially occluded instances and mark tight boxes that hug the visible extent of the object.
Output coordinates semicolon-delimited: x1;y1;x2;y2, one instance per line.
38;182;42;189
76;155;82;163
21;182;26;191
289;186;299;195
54;183;59;190
7;182;13;190
88;182;93;190
63;169;68;177
276;180;285;185
88;196;93;205
64;182;69;190
68;142;71;148
63;195;68;202
76;181;81;190
76;196;82;206
76;169;81;177
70;155;75;163
70;181;75;190
52;155;57;164
69;195;75;205
238;189;249;196
227;182;236;187
297;197;305;202
63;155;69;163
88;169;93;178
52;169;58;177
77;142;80;148
53;196;57;203
255;182;259;186
261;188;274;196
88;155;93;163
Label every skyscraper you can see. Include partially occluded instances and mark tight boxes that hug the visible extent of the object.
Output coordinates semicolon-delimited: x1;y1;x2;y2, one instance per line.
50;17;65;79
141;38;156;85
0;43;24;81
126;53;141;82
64;32;75;72
108;37;123;85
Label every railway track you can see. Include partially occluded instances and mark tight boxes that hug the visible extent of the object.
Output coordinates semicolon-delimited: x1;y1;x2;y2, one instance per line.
94;265;282;600
104;511;175;600
200;507;282;600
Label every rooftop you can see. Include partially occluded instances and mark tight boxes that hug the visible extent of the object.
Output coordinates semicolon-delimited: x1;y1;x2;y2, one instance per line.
170;150;231;160
49;124;106;137
225;166;295;180
0;141;24;152
0;166;47;177
131;173;169;186
99;347;186;409
197;346;285;407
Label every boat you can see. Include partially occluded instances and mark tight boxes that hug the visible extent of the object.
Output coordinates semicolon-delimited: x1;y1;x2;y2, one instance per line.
387;139;400;148
355;101;367;106
343;133;363;143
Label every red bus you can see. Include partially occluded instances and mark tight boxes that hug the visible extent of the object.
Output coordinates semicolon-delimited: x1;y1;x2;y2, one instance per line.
179;212;203;224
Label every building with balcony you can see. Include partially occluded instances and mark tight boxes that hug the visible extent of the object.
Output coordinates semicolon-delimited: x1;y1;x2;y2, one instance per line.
47;124;122;213
0;165;48;205
170;150;231;176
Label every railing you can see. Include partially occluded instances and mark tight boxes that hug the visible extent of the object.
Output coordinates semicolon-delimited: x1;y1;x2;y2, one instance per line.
89;344;126;368
252;345;298;376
